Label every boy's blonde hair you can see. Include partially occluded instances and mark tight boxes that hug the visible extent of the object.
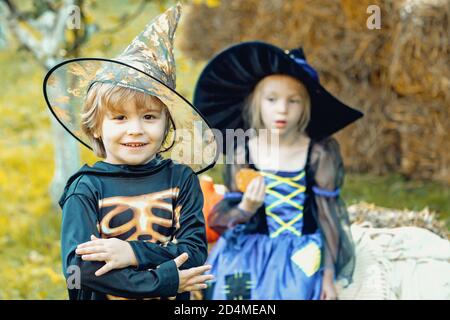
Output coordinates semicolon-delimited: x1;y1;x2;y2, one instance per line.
81;82;172;158
242;74;311;134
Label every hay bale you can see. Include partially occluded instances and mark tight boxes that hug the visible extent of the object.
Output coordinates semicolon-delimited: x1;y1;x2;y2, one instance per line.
348;201;449;239
178;0;255;61
335;85;402;174
387;96;450;183
178;0;450;184
335;88;450;184
388;0;450;101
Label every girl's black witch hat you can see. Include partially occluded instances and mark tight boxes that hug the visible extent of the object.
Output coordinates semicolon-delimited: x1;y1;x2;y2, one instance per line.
193;41;363;151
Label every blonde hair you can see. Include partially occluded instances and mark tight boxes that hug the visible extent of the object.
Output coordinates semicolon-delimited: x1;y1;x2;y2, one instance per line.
81;82;171;158
242;74;311;134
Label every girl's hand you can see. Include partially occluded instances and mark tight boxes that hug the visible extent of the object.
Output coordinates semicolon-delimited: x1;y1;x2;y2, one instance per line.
174;253;214;293
238;176;265;215
76;235;138;276
320;269;338;300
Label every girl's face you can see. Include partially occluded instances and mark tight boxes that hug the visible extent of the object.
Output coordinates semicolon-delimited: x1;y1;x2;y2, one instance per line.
96;97;167;165
259;75;308;137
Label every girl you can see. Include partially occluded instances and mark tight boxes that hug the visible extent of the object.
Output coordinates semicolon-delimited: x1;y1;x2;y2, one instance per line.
43;5;216;300
193;41;363;300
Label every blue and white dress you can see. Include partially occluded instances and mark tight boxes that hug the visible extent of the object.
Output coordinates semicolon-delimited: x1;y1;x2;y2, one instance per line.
205;168;324;300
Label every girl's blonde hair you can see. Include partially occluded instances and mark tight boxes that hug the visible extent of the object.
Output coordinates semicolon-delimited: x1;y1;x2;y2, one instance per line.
81;82;171;158
242;74;311;134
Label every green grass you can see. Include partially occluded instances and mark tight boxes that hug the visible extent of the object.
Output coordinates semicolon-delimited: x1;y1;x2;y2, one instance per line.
343;173;450;226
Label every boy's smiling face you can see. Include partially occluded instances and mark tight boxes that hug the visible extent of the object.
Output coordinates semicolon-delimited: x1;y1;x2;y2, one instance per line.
95;95;168;165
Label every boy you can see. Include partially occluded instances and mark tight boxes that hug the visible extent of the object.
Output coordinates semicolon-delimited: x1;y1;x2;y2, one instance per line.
44;4;217;300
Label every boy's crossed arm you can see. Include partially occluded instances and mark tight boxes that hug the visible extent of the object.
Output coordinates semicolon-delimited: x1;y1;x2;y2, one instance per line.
76;236;210;294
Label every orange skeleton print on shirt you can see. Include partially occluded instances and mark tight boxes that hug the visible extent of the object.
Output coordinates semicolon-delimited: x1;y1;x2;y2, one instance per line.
98;188;182;244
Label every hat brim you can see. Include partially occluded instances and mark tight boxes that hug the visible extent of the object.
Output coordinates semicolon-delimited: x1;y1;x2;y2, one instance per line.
193;41;363;145
43;58;218;174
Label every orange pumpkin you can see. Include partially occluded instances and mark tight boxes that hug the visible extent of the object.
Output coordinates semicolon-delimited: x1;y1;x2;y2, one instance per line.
199;175;225;243
236;168;261;193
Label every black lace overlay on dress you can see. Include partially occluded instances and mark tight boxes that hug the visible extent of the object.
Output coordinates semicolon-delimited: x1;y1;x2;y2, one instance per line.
208;137;355;284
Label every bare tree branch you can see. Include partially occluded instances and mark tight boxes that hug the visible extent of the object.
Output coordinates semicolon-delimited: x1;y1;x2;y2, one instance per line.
1;0;82;68
100;0;149;34
44;0;75;64
65;0;89;57
2;0;47;67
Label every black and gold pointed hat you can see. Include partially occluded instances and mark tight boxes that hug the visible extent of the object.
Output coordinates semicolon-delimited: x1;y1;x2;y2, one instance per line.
43;4;217;174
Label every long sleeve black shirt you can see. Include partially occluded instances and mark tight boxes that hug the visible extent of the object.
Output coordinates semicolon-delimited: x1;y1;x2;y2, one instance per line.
59;155;207;300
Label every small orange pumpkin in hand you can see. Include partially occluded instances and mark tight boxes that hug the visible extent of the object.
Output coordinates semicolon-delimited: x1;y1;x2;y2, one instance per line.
235;168;262;193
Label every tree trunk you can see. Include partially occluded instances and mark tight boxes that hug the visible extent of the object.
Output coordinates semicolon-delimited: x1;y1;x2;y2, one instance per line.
45;71;80;206
49;115;80;206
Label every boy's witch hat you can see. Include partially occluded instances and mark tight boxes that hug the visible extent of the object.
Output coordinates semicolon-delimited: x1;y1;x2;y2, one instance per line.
43;4;217;174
